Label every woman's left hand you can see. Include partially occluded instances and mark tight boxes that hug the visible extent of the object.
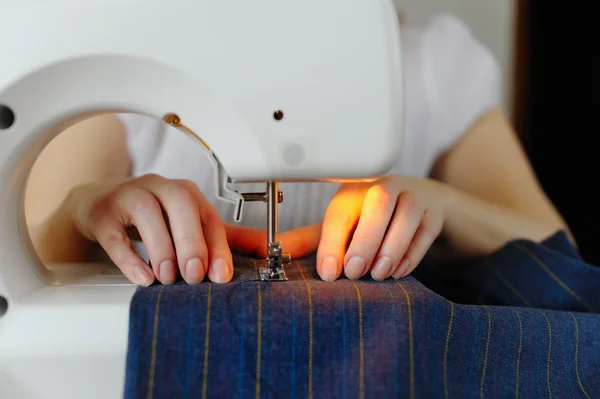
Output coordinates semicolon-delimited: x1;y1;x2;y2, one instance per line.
315;175;449;281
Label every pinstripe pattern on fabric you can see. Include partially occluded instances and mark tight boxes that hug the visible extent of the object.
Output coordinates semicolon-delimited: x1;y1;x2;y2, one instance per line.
124;231;600;398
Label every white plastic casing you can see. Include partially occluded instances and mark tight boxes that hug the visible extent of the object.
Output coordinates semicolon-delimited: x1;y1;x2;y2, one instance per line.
0;1;403;398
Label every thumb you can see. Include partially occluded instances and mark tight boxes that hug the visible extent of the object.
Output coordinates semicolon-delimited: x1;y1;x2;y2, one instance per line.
276;223;323;259
224;223;266;257
316;184;367;281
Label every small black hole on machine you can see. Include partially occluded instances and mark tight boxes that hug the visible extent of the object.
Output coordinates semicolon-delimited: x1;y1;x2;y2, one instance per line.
0;105;15;130
0;296;8;318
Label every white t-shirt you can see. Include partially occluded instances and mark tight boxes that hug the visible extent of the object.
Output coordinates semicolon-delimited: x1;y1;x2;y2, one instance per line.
118;13;501;233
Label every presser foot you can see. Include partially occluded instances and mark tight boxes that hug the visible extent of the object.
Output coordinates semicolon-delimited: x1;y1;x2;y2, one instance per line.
260;267;288;282
260;241;291;282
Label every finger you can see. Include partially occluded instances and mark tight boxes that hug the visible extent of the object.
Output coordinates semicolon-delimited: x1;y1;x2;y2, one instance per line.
344;183;400;280
316;184;365;282
199;204;233;283
392;210;443;279
370;191;423;281
176;179;233;283
113;185;177;284
89;214;155;286
138;176;210;284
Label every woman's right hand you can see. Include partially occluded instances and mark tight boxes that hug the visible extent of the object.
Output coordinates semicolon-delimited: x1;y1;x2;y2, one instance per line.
67;173;234;286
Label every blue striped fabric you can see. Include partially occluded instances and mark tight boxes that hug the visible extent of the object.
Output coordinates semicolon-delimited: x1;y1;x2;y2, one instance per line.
124;231;600;398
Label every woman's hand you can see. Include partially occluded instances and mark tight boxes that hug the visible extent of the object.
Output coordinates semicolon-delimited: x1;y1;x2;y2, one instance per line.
315;176;449;281
66;173;235;286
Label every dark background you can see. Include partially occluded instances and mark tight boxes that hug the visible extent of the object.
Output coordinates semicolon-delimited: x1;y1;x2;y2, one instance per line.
514;0;599;263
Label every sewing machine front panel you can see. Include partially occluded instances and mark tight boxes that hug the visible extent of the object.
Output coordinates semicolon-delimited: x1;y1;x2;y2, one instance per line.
0;0;404;182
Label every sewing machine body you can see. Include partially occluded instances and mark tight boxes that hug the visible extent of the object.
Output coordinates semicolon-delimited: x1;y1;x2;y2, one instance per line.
0;1;403;397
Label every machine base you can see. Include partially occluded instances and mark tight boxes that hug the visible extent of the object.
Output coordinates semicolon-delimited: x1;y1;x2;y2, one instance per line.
0;270;135;399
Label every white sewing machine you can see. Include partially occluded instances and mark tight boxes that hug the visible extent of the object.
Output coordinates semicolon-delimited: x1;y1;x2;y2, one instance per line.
0;1;403;397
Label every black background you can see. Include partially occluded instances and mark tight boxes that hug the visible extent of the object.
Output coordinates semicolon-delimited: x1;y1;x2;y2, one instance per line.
518;0;599;263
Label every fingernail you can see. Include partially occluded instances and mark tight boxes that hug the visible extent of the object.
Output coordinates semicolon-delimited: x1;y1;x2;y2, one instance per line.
211;258;231;283
320;256;338;282
159;260;176;284
371;256;393;281
134;265;152;286
393;259;410;279
345;256;366;280
185;258;204;284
